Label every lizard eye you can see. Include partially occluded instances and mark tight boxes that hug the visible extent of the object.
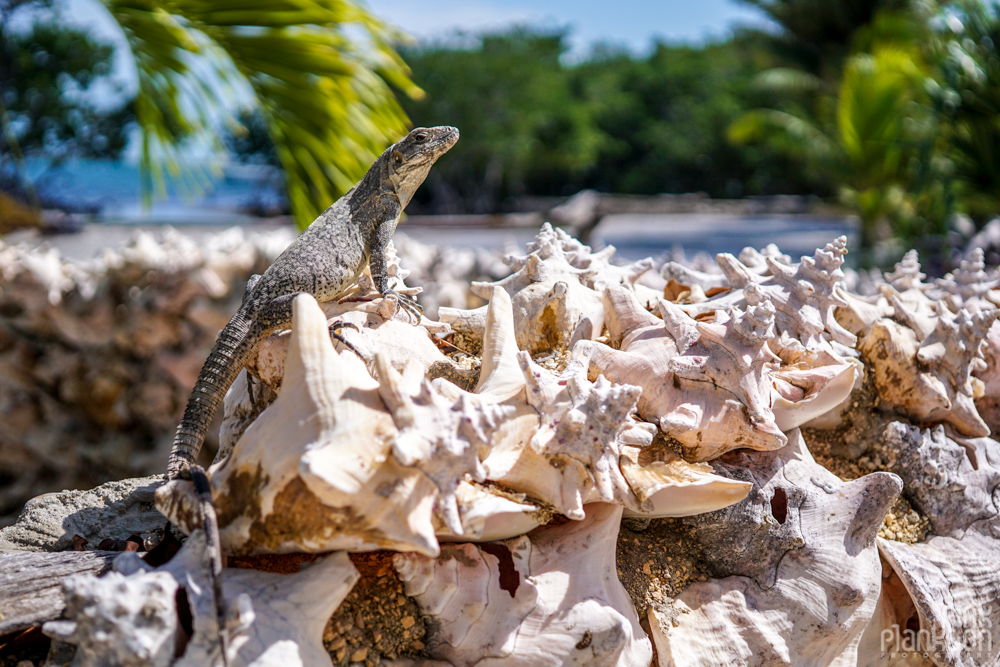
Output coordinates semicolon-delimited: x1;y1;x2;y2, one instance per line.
414;133;427;142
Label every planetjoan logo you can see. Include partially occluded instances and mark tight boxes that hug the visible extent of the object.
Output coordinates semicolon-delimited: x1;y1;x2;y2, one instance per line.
880;619;993;661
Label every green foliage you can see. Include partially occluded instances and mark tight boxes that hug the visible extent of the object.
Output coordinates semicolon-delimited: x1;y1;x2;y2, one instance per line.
730;6;954;260
399;26;816;211
224;109;280;168
0;18;132;192
737;0;916;76
98;0;419;227
838;47;931;186
932;0;1000;222
401;28;601;212
574;37;813;198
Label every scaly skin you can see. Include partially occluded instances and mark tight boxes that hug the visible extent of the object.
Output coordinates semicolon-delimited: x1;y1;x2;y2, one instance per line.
167;126;460;479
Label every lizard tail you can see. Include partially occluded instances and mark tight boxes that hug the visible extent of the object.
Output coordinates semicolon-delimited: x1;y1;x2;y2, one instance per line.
167;314;255;479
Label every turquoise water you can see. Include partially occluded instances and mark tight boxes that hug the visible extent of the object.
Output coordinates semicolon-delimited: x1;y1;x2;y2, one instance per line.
24;158;284;223
16;159;855;264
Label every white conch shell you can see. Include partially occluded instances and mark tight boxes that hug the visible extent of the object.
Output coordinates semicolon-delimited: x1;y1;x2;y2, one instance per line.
515;352;641;510
577;283;786;461
435;284;749;521
771;360;858;431
477;351;640;520
214;553;359;667
524;222;655;293
974;319;1000;433
618;442;752;518
42;568;180;666
472;246;604;354
249;307;468;393
218;293;437;554
163;295;447;556
162;291;573;554
866;248;936;327
472;285;526;401
878;422;1000;538
374;353;503;535
739;243;792;272
660;242;790;292
650;430;902;666
660;261;730;292
434;481;545;543
885;249;929;292
878;531;1000;667
857;303;995;437
935;247;1000;312
441;223;655;354
393;502;653;667
681;236;857;356
436;303;488;349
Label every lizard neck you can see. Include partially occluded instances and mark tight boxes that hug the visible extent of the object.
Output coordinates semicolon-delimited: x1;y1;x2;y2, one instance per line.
345;155;401;232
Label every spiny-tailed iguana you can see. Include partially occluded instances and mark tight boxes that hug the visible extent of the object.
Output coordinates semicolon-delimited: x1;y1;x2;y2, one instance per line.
167;126;459;479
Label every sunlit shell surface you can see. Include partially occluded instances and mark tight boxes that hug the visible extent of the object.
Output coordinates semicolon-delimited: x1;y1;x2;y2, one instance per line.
575;283;787;461
20;224;1000;666
650;431;901;666
394;502;653;667
439;223;657;355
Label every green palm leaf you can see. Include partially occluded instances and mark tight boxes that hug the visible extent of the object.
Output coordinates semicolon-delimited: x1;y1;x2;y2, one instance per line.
97;0;420;227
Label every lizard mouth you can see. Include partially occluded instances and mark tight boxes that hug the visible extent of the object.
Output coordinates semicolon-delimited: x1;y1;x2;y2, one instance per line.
418;127;459;163
438;126;460;150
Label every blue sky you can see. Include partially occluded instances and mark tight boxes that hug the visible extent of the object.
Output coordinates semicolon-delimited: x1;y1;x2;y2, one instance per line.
365;0;771;54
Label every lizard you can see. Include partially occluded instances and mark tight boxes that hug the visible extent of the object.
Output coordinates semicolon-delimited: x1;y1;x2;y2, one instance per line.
166;125;459;479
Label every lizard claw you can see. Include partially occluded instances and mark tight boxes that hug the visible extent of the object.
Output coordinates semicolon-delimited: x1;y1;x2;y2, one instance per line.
329;319;364;359
382;289;423;322
329;320;361;335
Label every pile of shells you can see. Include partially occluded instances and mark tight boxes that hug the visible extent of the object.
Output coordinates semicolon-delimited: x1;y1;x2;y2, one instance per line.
0;229;504;527
6;223;1000;666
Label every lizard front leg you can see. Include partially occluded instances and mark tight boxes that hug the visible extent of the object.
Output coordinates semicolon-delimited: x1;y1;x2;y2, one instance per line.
370;220;422;321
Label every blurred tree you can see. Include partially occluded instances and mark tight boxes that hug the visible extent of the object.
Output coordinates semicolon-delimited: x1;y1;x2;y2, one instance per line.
737;0;917;77
224;109;279;168
400;26;813;212
94;0;420;228
573;35;817;198
729;3;958;263
0;12;132;207
932;0;1000;223
401;27;601;213
731;41;938;255
222;108;288;216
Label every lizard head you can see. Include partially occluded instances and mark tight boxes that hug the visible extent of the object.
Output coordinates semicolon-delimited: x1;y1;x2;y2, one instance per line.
387;126;459;207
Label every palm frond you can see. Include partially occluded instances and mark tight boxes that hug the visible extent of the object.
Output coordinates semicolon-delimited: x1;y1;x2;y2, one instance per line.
837;46;927;185
98;0;419;227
